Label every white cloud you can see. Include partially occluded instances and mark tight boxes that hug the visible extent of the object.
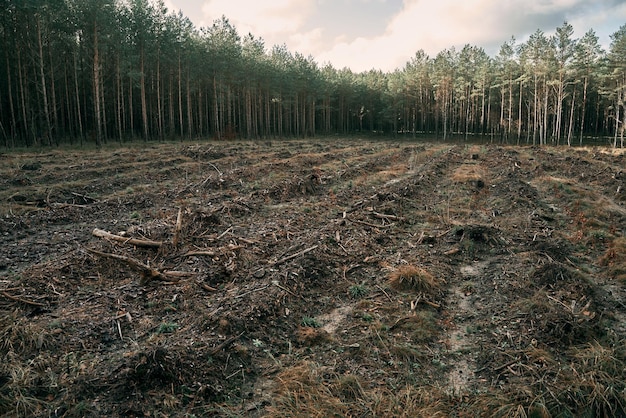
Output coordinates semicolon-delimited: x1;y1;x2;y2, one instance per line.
166;0;626;72
288;27;326;57
200;0;316;42
316;0;626;72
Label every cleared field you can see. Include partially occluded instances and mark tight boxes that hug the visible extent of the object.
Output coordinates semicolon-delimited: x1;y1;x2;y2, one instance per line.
1;138;625;416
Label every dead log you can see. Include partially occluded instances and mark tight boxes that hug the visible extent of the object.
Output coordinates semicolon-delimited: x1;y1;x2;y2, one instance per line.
92;228;162;248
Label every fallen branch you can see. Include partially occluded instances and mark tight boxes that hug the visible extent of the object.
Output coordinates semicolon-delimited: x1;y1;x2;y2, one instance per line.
92;228;162;248
0;291;46;307
85;247;183;284
269;245;319;267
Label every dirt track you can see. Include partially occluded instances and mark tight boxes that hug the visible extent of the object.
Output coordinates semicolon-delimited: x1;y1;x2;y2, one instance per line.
1;138;625;416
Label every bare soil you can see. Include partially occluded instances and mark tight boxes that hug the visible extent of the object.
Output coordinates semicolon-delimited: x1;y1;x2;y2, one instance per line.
1;139;625;417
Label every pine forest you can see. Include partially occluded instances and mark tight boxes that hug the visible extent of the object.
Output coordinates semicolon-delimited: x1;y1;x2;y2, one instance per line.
1;0;625;148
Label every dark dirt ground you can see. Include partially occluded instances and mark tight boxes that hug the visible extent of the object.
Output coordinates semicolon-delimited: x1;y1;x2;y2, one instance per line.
1;138;625;417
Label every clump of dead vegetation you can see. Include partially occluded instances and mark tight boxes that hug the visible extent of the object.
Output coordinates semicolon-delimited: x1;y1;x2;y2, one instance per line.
266;361;455;417
389;265;442;295
599;236;626;283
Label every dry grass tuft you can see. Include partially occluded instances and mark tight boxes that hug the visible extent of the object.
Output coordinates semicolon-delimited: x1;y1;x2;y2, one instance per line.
295;326;332;345
555;342;626;416
266;361;348;417
389;265;441;295
599;237;626;283
452;164;486;183
267;362;454;417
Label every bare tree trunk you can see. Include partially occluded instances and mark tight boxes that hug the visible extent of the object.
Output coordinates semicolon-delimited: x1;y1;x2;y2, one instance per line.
178;52;183;138
92;24;102;146
197;87;203;137
186;72;192;139
213;75;220;139
533;75;538;145
48;34;58;142
567;89;576;146
614;93;621;148
579;76;588;146
73;47;83;142
140;46;148;140
63;60;73;142
5;49;17;146
543;79;549;145
36;16;52;145
507;79;513;138
156;52;163;140
116;54;122;141
100;66;107;142
518;79;523;143
555;77;564;144
168;72;174;137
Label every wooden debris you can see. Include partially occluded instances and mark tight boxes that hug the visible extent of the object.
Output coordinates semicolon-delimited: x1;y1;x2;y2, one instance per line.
0;291;46;307
209;332;244;356
173;208;183;246
85;247;187;284
183;250;217;257
269;245;319;267
371;211;404;221
197;281;218;292
347;218;394;229
92;228;163;248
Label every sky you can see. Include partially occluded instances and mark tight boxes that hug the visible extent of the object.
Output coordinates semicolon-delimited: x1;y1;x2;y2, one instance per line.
163;0;626;72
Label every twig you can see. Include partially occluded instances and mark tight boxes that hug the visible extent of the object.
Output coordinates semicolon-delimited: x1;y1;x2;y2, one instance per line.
234;236;257;245
183;251;216;257
217;226;233;240
209;332;244;356
235;285;270;299
71;192;98;203
476;358;520;374
269;245;319;267
0;291;46;307
116;320;123;340
390;317;411;330
92;228;162;248
197;281;218;292
372;212;404;221
272;280;306;300
375;284;393;303
208;162;223;176
162;271;195;278
348;218;394;229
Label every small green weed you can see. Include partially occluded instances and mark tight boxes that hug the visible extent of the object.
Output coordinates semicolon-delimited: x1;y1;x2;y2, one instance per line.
301;316;321;328
156;322;178;334
349;284;369;298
